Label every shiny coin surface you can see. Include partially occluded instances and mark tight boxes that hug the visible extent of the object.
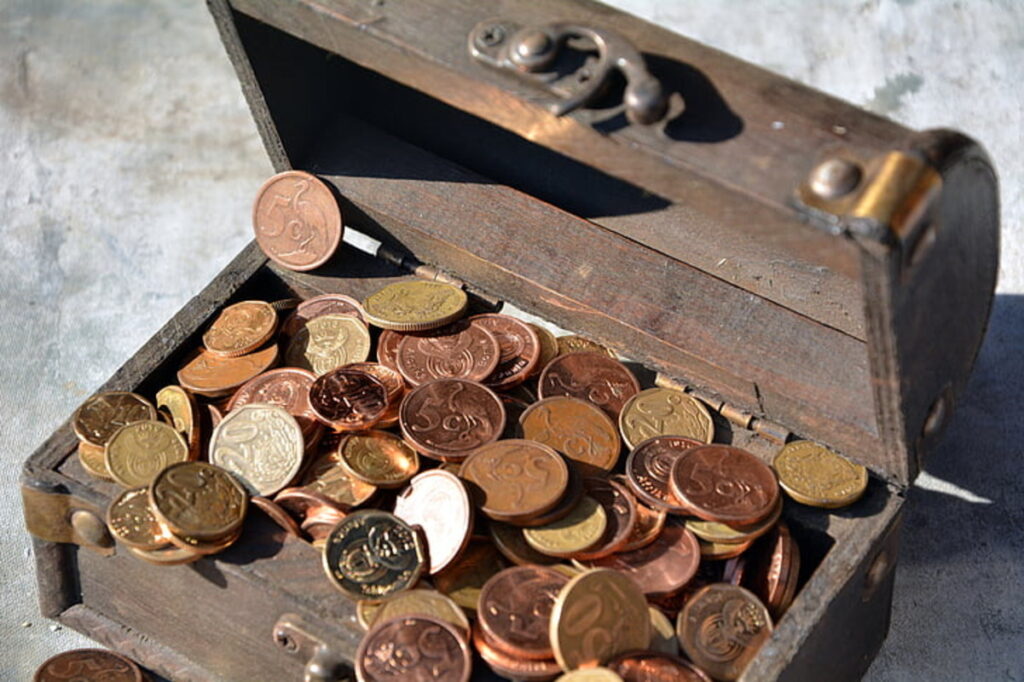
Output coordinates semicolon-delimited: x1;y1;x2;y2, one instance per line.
150;461;248;541
105;420;189;488
698;537;753;560
345;362;405;427
202;300;277;357
586;520;700;597
393;470;472;574
556;335;615;357
520;396;621;478
556;668;623;681
400;378;505;461
573;477;637;560
34;648;144;682
607;651;712;682
474;622;564;681
746;521;801;619
678;583;773;681
322;510;426;601
155;385;200;456
252;170;342;271
363;280;468;332
686;495;783;545
528;323;559;375
165;526;242;556
72;391;156;448
301;450;378;509
77;441;113;480
177;344;279;398
286;313;372;375
375;329;405;370
460;439;568;523
106;487;169;551
356;615;472;682
524;495;607;558
469;313;541;389
773;440;868;508
209;404;304;496
620;500;668;553
625;436;703;513
227;367;320;438
670;445;779;525
539;351;640;420
126;544;202;566
550;569;651;671
369;589;471;635
339;430;419;489
433;541;506;613
309;367;388;431
395;320;500;386
479;565;569;660
619;388;714;449
282;293;366;336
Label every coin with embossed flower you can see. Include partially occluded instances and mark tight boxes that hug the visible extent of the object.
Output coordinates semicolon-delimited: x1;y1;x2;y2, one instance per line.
202;300;278;357
209;403;304;496
105;420;189;488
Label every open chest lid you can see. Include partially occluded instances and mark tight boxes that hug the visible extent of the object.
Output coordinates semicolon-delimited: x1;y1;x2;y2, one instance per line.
208;0;998;488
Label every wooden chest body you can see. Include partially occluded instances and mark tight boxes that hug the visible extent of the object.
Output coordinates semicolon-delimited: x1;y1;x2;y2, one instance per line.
21;1;999;680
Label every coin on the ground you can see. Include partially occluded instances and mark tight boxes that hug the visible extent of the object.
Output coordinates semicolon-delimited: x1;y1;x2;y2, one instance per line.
399;378;505;461
586;520;700;597
520;396;621;477
363;280;468;332
72;391;156;448
528;323;559;375
369;589;471;635
624;435;703;513
252;170;342;272
395;320;500;386
479;565;569;660
34;648;145;682
227;367;320;438
394;470;472;573
539;351;640;420
282;293;366;336
489;521;560;566
77;441;113;480
356;615;471;682
474;622;564;681
686;494;782;545
619;387;714;449
573;477;637;560
105;420;189;488
670;445;779;525
301;450;378;509
678;583;773;681
156;385;200;457
772;440;868;508
433;541;506;613
607;651;712;682
309;367;388;430
556;335;615;357
469;313;541;389
149;461;248;541
338;430;419;489
550;569;651;671
106;487;169;551
177;344;279;398
459;439;568;523
285;313;371;375
202;300;277;357
524;495;607;558
209;404;304;496
322;510;426;601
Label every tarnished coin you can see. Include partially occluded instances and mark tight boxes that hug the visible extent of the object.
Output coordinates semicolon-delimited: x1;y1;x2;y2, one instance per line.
375;329;405;371
322;510;426;601
202;300;278;357
309;367;388;431
77;441;113;480
489;521;560;566
363;280;469;332
286;313;372;375
126;544;202;566
550;569;651;671
773;440;868;508
433;541;506;613
356;615;472;682
556;335;615;357
370;589;471;635
301;450;378;508
400;378;506;461
282;293;366;336
105;420;189;488
607;651;712;682
474;622;564;681
479;566;569;660
106;487;169;551
460;439;569;523
149;461;248;541
670;445;780;525
619;388;714;449
252;170;342;272
72;391;156;447
520;396;621;477
156;385;200;457
573;477;638;560
227;367;320;438
394;470;472;574
524;495;607;558
528;323;559;376
556;669;623;681
686;495;783;545
338;430;419;489
586;520;701;597
469;313;541;389
209;404;304;496
34;648;144;682
625;436;704;513
395;320;500;386
678;584;773;681
539;352;640;420
177;344;279;398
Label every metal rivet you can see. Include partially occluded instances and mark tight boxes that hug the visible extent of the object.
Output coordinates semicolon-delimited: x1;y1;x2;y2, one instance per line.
70;509;113;549
809;158;863;200
476;24;506;49
515;30;552;59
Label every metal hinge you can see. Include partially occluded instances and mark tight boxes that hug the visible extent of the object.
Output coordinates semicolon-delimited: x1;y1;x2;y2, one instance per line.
654;374;791;444
22;482;115;555
274;613;353;682
375;242;504;310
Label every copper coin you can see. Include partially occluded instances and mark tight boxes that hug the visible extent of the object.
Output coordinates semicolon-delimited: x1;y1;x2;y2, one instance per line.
670;445;780;525
322;510;426;600
746;521;801;619
399;378;505;461
698;537;753;560
252;170;342;271
586;520;700;597
520;396;621;478
394;470;473;574
202;300;278;357
251;496;303;538
677;584;772;681
356;615;471;682
34;649;144;682
227;367;320;438
177;344;279;398
346;361;405;428
539;351;640;420
302;505;348;544
309;367;388;430
607;651;712;682
376;329;405;371
528;323;559;376
625;436;703;513
459;439;569;523
573;477;638;560
479;566;570;660
274;487;348;518
72;391;157;448
395;320;500;386
556;335;614;357
300;450;378;509
282;293;366;336
468;313;541;389
500;395;530;439
473;623;563;681
489;521;560;566
620;501;667;553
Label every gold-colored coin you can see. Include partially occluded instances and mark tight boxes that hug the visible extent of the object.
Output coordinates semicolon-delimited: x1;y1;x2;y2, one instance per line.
698;537;752;560
285;313;371;375
369;589;471;635
209;403;305;496
648;606;679;656
362;281;468;332
72;391;156;447
529;323;560;374
686;495;783;545
556;669;623;682
773;440;868;508
556;335;615;358
202;300;278;357
106;487;169;551
337;430;419;489
524;496;608;558
155;385;199;458
104;420;189;488
550;568;651;671
618;387;714;449
301;449;378;508
356;600;380;631
127;544;203;566
149;461;248;541
77;441;113;480
433;541;506;613
165;527;242;556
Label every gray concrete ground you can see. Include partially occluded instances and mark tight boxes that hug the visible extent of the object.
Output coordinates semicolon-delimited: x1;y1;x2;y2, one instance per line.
1;1;1021;680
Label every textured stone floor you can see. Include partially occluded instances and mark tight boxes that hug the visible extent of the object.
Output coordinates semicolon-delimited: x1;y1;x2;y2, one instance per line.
1;1;1021;680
